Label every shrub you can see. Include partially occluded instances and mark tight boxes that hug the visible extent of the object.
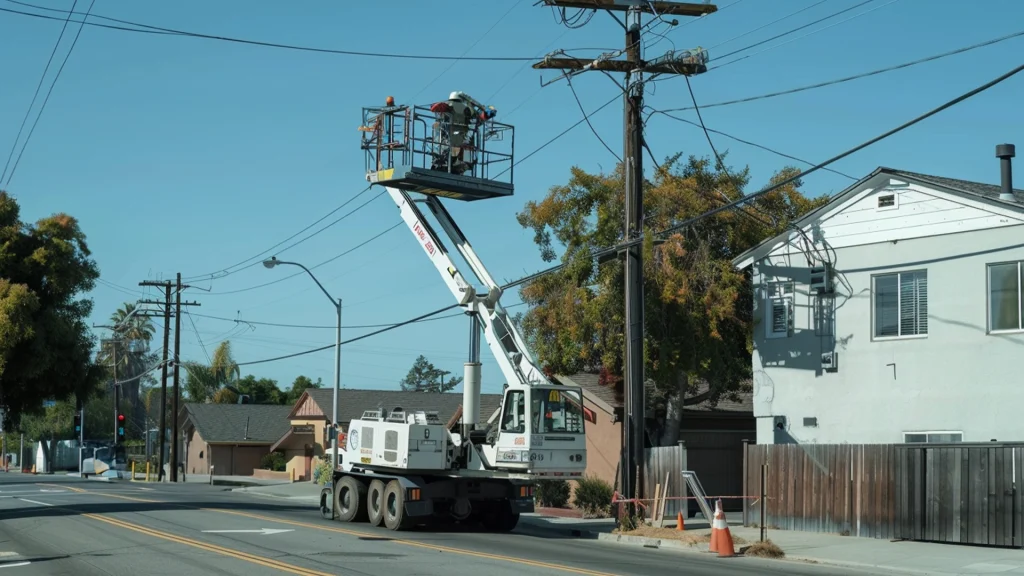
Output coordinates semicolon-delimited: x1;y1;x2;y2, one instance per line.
572;475;614;518
312;459;332;485
535;479;571;508
259;451;286;472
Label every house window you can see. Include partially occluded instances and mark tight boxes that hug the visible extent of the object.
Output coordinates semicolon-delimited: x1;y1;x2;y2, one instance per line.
765;281;794;339
988;261;1023;332
904;431;963;444
876;193;898;211
873;270;928;339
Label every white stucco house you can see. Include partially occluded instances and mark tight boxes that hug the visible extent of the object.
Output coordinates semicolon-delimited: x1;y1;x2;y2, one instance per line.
732;147;1024;445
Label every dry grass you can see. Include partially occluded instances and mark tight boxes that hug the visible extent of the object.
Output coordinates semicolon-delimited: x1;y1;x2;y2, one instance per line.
614;525;748;546
744;540;785;559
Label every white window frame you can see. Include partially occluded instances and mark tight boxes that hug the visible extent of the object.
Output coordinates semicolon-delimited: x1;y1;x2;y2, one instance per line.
871;270;928;341
987;260;1024;334
765;281;794;339
903;431;963;444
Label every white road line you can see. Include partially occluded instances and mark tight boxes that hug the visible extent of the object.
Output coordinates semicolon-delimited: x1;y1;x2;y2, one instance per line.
17;498;52;507
0;562;30;569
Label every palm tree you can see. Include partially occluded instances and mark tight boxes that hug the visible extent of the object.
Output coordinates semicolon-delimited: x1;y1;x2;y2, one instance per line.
183;341;240;403
96;302;158;437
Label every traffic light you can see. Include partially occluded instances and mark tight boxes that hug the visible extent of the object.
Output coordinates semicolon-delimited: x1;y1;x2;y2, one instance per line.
74;412;82;435
116;413;125;441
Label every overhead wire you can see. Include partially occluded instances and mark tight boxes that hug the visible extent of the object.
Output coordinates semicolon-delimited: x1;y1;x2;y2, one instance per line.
2;0;95;187
656;28;1024;113
182;185;375;282
710;0;903;71
225;60;1024;367
0;0;79;184
705;0;827;51
0;1;536;62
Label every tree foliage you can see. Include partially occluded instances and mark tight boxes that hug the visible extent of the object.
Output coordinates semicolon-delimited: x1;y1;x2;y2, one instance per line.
184;341;240;402
0;192;103;429
515;154;828;442
95;302;159;432
285;375;322;405
400;355;462;393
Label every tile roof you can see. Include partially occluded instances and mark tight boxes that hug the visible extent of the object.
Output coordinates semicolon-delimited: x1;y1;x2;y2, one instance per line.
303;387;503;426
183;403;293;444
558;372;752;413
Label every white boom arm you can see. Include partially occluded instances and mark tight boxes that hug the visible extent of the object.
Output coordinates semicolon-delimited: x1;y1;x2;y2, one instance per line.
384;187;549;389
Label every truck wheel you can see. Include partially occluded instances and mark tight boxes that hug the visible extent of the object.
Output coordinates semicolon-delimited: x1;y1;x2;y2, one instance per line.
366;479;386;527
482;502;520;532
382;480;414;531
319;487;333;519
334;476;368;523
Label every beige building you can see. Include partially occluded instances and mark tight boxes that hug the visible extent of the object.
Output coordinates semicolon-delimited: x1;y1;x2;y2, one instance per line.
180;403;293;477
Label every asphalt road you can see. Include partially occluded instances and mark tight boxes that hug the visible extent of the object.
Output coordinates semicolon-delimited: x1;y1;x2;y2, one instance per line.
1;473;884;576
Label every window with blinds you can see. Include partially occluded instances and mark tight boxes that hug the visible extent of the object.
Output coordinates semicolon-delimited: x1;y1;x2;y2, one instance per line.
873;270;928;339
766;281;794;339
988;261;1023;332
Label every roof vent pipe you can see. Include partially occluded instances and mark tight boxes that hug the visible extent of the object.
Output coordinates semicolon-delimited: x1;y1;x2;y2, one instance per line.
996;143;1016;202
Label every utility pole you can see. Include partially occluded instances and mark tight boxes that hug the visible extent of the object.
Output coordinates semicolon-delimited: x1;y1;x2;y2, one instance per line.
140;280;173;481
532;0;714;524
171;273;200;482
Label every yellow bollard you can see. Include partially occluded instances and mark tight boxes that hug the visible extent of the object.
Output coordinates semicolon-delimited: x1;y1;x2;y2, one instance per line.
132;461;136;481
146;461;151;482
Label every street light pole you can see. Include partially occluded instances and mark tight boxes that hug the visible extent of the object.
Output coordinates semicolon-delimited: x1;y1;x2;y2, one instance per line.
263;256;343;473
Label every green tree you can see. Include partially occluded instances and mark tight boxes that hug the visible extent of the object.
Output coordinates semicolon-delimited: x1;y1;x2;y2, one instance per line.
0;192;104;429
183;341;240;402
95;302;159;435
515;154;829;445
400;355;462;393
233;375;282;405
285;375;322;405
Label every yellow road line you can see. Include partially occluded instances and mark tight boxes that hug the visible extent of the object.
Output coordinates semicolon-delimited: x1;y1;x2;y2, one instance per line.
206;508;621;576
35;483;86;493
64;486;620;576
82;513;334;576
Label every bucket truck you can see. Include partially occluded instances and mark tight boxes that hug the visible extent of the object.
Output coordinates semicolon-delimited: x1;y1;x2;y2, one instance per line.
318;95;588;532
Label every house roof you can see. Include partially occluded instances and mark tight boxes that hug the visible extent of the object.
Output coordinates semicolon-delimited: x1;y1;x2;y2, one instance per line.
182;403;293;445
555;372;752;414
297;387;503;426
732;166;1024;270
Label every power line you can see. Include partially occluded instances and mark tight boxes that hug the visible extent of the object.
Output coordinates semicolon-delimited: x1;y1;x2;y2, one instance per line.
644;106;857;180
710;0;902;71
203;221;403;296
189;303;527;331
0;0;79;184
566;76;621;162
2;0;95;187
657;28;1024;113
710;0;876;63
0;2;536;62
182;185;374;282
706;0;827;51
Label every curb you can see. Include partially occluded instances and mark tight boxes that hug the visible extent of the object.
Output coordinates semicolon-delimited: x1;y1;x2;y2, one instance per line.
596;532;711;552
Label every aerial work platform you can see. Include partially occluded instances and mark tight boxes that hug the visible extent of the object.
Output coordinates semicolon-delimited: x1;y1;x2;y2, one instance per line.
359;93;514;202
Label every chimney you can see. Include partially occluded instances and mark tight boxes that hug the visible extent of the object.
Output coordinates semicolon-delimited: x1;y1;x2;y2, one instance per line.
996;143;1016;202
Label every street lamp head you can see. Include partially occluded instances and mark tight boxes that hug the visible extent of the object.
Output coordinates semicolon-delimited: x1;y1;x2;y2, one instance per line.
262;257;279;269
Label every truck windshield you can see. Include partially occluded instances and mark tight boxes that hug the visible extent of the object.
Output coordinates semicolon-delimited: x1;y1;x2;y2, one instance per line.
531;389;585;434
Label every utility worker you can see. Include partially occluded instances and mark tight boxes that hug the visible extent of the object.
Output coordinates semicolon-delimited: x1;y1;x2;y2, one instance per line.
429;92;496;175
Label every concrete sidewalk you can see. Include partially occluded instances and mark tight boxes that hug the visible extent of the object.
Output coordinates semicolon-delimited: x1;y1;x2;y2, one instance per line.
224;482;1024;575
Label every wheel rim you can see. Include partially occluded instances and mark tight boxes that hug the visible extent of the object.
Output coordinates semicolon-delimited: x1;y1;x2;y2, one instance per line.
371;489;381;515
387;492;397;518
340;487;351;512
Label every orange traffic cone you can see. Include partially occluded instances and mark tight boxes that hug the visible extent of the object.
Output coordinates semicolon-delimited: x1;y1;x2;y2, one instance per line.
708;502;720;553
713;499;735;558
676;510;685;531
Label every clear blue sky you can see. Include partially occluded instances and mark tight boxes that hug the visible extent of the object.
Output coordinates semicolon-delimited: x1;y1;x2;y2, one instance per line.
3;0;1022;397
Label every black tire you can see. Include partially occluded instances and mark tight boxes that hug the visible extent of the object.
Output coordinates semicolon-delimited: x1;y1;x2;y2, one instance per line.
382;479;414;531
481;501;520;532
367;479;386;527
319;487;333;519
334;476;368;523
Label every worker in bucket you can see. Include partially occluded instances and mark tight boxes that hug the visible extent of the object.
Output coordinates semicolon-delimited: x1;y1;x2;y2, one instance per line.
429;91;496;175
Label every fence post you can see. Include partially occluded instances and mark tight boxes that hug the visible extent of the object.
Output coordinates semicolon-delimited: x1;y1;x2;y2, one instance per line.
760;463;767;542
742;439;749;526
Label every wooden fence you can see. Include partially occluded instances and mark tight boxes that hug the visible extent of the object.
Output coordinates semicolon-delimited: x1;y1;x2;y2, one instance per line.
637;445;688;520
744;443;1024;548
